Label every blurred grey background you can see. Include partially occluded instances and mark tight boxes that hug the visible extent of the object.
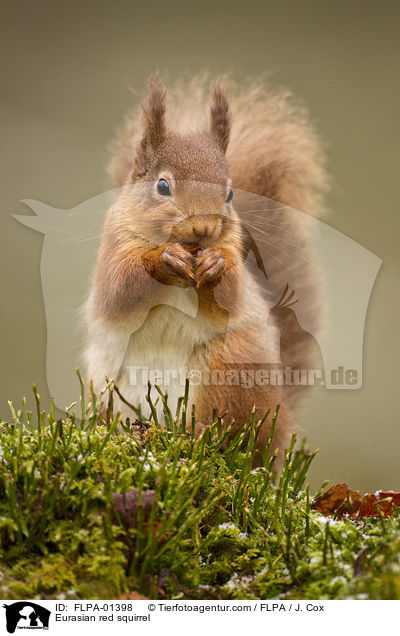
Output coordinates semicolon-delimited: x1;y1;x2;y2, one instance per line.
1;0;399;491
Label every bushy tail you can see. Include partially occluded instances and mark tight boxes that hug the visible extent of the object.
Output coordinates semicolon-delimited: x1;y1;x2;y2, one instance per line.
225;78;327;215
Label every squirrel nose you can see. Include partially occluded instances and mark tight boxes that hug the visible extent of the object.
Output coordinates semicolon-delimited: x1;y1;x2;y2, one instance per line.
193;225;209;238
191;217;220;239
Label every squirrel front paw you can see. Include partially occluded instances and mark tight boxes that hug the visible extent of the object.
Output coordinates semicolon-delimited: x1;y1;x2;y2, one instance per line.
195;247;225;288
160;243;195;286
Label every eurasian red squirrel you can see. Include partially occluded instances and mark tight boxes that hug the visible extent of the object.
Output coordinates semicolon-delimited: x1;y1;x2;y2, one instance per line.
84;74;327;456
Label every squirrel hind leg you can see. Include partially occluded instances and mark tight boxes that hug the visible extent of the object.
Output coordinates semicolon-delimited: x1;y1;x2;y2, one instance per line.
190;326;293;461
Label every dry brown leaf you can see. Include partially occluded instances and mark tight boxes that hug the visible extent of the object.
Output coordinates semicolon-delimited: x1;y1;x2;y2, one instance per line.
312;483;400;519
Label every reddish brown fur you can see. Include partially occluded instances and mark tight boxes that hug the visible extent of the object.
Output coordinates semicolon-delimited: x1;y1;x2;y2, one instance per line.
88;74;327;460
193;323;292;458
196;246;243;323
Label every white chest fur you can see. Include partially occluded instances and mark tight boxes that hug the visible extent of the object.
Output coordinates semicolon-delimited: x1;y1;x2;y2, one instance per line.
115;287;205;421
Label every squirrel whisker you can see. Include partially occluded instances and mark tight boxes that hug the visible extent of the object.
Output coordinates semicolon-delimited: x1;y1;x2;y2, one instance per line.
241;221;323;271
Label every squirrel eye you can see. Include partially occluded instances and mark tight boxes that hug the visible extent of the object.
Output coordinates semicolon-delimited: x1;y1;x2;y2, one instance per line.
157;178;171;196
226;188;233;203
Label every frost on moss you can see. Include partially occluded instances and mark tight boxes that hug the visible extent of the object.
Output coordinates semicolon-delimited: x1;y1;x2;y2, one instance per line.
0;379;399;600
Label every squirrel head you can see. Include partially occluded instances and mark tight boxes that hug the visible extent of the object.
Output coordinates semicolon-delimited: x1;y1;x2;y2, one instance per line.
117;77;241;249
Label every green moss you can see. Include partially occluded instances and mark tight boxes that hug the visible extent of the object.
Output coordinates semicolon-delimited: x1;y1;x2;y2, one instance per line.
0;379;399;600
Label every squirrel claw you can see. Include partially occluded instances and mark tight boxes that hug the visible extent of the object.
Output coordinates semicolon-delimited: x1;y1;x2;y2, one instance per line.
195;248;225;288
161;243;194;283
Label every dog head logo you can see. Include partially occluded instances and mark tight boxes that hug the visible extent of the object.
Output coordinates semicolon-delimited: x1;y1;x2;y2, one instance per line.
3;602;50;633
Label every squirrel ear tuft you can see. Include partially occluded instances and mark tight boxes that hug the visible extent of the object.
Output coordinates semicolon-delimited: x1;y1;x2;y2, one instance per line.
144;75;167;151
210;81;231;153
135;75;167;177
